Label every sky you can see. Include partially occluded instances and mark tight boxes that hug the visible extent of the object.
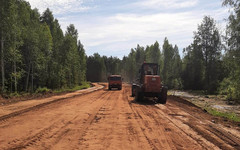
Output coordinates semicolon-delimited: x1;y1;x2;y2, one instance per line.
26;0;229;58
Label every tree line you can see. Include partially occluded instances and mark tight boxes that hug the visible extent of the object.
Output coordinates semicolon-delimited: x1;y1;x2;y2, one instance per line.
0;0;86;94
86;0;240;103
1;0;240;103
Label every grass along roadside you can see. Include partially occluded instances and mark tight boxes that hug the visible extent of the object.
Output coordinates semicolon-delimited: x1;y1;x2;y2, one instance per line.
204;107;240;122
30;82;92;94
169;90;240;123
5;82;92;97
53;82;91;93
0;82;92;105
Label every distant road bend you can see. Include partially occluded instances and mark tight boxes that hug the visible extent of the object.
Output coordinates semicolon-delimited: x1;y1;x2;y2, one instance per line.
0;83;239;150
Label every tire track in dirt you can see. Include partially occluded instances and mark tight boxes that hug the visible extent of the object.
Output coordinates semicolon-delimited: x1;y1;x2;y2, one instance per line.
5;119;72;150
120;87;155;149
52;90;113;150
75;89;130;149
77;86;154;150
85;90;120;149
124;85;234;150
159;97;240;149
0;89;107;130
0;90;109;150
0;84;239;150
151;103;219;149
126;96;174;149
0;84;104;122
44;90;111;150
124;86;182;150
143;105;212;150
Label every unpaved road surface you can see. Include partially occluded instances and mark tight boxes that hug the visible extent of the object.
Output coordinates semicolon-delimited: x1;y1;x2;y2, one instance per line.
0;84;239;150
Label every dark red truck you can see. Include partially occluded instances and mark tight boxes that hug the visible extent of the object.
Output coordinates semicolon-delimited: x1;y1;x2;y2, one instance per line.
108;75;122;90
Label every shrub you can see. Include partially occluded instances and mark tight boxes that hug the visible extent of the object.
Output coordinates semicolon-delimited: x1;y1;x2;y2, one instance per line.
219;77;240;103
35;87;51;94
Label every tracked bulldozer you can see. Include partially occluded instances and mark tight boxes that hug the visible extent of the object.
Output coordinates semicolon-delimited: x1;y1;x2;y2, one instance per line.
132;62;167;104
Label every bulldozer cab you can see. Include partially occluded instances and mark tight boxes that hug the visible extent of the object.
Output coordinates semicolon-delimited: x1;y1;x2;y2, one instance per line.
139;63;159;83
140;63;159;75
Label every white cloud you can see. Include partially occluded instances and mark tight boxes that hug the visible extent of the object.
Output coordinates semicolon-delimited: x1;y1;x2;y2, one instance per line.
64;11;201;57
26;0;228;58
26;0;91;14
70;7;227;57
134;0;199;9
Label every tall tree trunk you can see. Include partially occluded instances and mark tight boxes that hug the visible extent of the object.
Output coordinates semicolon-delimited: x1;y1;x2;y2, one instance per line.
25;62;30;92
31;64;33;93
1;30;4;92
13;34;17;92
69;71;71;88
14;58;17;92
10;73;13;93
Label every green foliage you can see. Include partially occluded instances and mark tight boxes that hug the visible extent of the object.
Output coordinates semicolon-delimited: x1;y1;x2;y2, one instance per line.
162;38;182;89
103;56;121;77
9;92;21;98
53;82;91;93
35;87;51;94
86;40;182;86
205;107;240;122
196;16;222;93
182;44;204;90
221;0;240;102
126;49;137;82
146;41;160;64
0;0;239;105
135;45;145;70
0;1;87;95
219;77;240;102
219;78;232;95
72;82;91;91
78;40;87;82
86;53;106;82
182;16;222;94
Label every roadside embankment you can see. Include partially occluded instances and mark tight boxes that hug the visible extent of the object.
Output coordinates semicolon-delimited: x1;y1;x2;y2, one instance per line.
0;83;104;120
170;90;240;122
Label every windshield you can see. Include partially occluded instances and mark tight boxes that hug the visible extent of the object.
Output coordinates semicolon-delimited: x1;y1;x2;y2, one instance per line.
142;64;158;75
109;77;121;81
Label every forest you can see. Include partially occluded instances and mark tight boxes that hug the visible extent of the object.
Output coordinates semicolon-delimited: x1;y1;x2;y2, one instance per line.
0;0;240;103
0;0;87;94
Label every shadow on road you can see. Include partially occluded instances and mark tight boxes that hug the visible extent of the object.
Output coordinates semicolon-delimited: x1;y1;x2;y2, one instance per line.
103;88;121;91
130;97;157;105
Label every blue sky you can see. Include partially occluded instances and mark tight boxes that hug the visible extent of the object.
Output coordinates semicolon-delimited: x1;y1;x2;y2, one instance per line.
27;0;229;58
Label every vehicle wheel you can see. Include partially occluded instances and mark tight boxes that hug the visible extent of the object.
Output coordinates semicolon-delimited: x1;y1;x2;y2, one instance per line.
136;92;143;102
108;86;111;90
132;89;135;97
131;85;137;97
158;87;167;104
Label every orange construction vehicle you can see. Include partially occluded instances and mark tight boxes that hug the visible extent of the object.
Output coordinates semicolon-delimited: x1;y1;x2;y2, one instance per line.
108;75;122;90
132;63;167;104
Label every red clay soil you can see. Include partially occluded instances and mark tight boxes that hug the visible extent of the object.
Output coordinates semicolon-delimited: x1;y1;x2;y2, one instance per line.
0;83;239;150
0;83;95;106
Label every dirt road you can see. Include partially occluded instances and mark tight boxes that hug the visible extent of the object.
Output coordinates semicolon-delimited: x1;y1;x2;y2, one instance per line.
0;84;239;150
